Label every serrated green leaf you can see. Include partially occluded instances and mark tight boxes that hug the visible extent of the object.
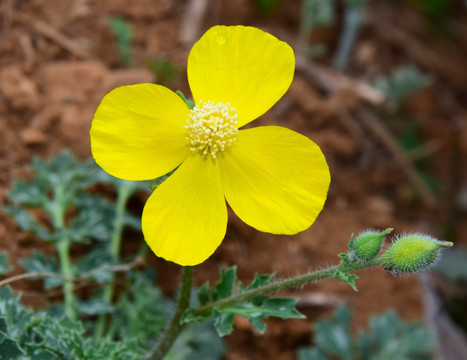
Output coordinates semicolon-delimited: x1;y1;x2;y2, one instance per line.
113;271;172;348
0;252;13;275
298;347;329;360
314;306;354;360
239;272;274;292
70;195;115;243
165;321;226;360
198;266;237;306
76;298;114;316
299;305;433;360
0;337;24;359
4;205;53;242
6;179;48;207
194;267;304;336
75;246;113;284
215;297;305;335
212;310;235;338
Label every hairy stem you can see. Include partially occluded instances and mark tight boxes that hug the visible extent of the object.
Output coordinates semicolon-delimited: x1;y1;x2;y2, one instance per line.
195;259;381;318
148;266;194;360
95;181;133;339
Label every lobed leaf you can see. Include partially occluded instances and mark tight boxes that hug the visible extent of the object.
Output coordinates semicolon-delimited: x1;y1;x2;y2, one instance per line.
192;266;305;336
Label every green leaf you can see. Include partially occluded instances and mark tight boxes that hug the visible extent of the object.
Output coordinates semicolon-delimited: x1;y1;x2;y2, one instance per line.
0;252;13;275
197;266;237;305
313;306;354;360
192;266;304;336
3;205;53;242
0;337;24;359
212;310;235;338
70;195;115;243
373;66;431;107
165;321;226;360
76;298;114;316
299;305;433;360
75;246;113;284
113;271;172;349
298;347;329;360
110;17;133;66
6;151;99;244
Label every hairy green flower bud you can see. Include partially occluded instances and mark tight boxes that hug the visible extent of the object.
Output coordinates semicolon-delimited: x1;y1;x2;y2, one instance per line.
353;228;393;260
381;233;453;273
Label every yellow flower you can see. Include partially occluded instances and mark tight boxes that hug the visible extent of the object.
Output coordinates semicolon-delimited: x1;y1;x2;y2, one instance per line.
90;26;330;266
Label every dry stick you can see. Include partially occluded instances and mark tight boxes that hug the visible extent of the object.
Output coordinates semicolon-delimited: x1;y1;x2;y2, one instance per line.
179;0;209;46
365;3;467;88
295;54;386;107
0;257;144;288
15;14;94;60
295;54;436;207
357;108;436;207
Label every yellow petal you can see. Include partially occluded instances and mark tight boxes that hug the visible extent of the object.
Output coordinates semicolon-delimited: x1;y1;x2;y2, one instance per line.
219;126;330;234
188;26;295;127
142;154;227;266
90;84;191;181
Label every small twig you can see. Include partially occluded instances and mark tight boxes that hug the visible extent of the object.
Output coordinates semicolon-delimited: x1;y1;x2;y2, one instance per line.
357;108;436;207
296;54;386;106
14;13;94;60
0;257;145;288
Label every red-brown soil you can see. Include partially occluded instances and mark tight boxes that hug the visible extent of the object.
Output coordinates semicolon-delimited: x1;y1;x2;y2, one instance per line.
1;0;466;359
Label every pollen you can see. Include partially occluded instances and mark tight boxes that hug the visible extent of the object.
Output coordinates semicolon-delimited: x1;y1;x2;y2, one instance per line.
184;100;239;158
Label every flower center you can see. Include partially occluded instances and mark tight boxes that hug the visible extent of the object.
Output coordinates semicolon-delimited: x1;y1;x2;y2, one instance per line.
184;100;239;158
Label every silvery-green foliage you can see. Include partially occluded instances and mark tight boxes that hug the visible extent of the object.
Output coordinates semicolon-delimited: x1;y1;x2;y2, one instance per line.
298;305;433;360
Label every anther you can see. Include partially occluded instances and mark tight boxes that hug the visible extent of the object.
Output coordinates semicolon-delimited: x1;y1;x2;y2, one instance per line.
185;100;239;158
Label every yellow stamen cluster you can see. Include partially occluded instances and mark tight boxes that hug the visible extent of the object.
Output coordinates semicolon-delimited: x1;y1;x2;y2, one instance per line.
185;100;239;158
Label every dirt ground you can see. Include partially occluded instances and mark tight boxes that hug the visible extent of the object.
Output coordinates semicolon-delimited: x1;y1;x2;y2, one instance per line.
1;0;467;359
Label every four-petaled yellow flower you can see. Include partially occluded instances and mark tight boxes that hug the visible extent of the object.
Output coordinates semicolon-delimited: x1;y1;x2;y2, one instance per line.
90;26;330;266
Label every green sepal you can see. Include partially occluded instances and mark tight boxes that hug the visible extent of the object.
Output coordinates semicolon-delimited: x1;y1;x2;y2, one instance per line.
176;90;195;110
352;228;393;261
149;169;176;192
333;270;359;292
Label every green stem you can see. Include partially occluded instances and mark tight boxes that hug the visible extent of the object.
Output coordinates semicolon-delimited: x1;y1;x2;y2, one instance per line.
148;266;194;360
95;181;133;339
332;5;364;71
57;237;75;319
195;259;381;318
52;184;75;319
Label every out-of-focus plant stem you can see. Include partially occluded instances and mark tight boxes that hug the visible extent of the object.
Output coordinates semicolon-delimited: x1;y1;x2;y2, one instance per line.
333;3;364;71
148;266;193;360
52;183;76;319
95;181;133;339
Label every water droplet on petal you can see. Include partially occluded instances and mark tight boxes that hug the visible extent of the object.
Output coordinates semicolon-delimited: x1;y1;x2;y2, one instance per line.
216;34;226;45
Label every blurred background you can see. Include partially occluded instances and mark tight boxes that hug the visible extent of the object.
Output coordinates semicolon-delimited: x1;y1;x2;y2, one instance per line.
0;0;466;359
